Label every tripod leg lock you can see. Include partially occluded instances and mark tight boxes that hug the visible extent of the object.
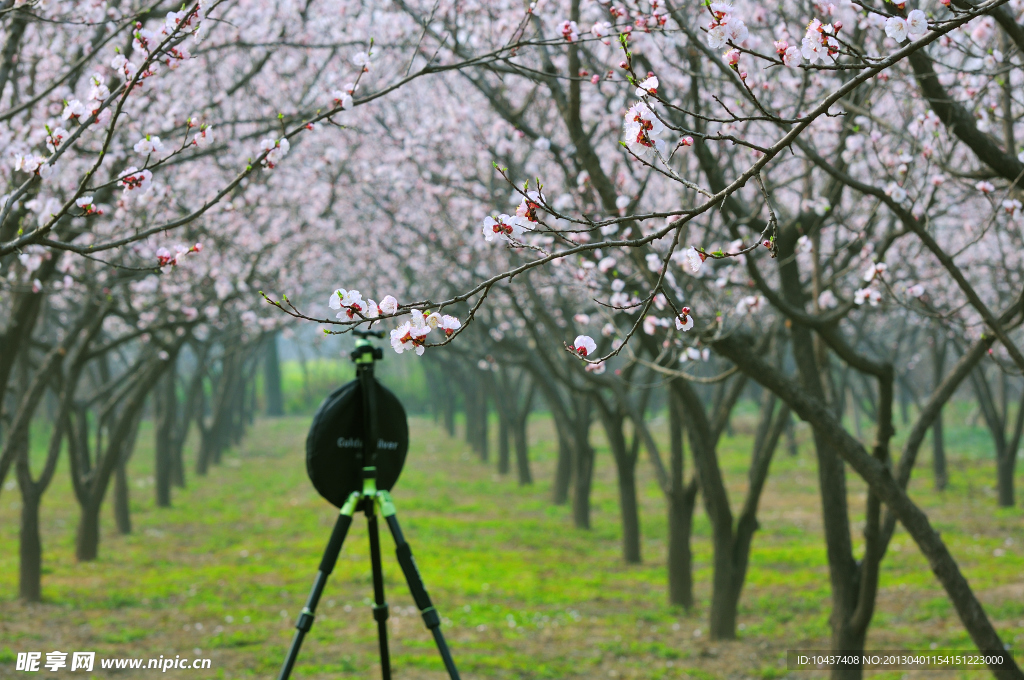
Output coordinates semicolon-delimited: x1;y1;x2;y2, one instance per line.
420;606;441;629
372;602;390;622
295;607;315;633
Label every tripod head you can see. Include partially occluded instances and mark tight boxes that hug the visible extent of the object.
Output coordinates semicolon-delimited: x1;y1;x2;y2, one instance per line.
307;326;408;507
351;329;385;365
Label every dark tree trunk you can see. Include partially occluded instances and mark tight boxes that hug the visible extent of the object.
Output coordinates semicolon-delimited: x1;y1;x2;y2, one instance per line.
899;385;911;425
154;371;176;507
667;480;697;609
809;398;865;677
667;391;696;609
673;376;748;641
572;445;593;529
479;386;490;463
114;457;132;535
71;359;165;563
785;413;799;456
197;427;212;475
171;433;186;487
112;408;143;536
463;376;477;448
247;372;257;426
614;454;641;563
513;414;532;485
497;407;511;475
970;368;1023;508
15;378;73;602
230;372;246;447
553;421;573;505
462;374;490;461
931;335;948;491
996;452;1016;507
443;386;456;437
173;349;210;489
571;399;594;530
14;422;44;603
264;332;285;417
76;500;101;562
0;263;51;423
489;368;511;475
197;351;239;474
596;399;642;564
20;485;42;602
997;386;1023;508
932;413;947;492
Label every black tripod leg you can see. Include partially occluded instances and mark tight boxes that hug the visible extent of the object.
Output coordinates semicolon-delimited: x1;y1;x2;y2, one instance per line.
378;494;461;680
277;492;360;680
366;499;392;680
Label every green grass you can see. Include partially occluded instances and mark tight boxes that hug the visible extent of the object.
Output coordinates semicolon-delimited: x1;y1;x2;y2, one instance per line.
0;402;1021;679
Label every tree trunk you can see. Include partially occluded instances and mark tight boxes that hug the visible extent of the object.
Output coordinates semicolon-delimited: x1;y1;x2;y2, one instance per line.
114;457;131;535
932;412;947;492
996;451;1016;507
155;371;176;507
196;425;212;476
479;387;490;463
572;444;593;529
443;386;456;437
931;334;948;491
553;422;572;505
513;414;532;485
264;332;285;417
14;421;43;603
613;453;641;563
197;353;239;474
76;499;101;562
19;485;42;602
674;377;741;640
668;481;697;609
111;411;142;536
463;377;478;448
171;432;186;487
667;393;696;609
497;408;511;475
709;564;739;639
571;400;594;530
598;401;642;564
785;413;799;456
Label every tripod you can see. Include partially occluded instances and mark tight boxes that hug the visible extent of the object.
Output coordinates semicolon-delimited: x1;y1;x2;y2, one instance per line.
277;333;461;680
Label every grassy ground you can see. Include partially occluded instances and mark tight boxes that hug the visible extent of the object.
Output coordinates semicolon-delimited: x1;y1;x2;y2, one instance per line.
0;406;1021;679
